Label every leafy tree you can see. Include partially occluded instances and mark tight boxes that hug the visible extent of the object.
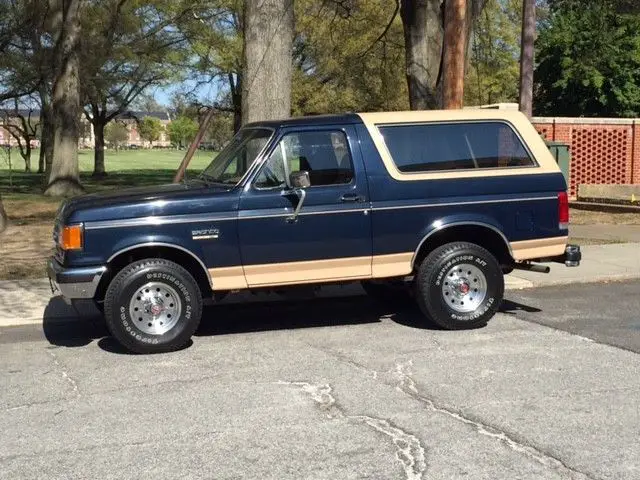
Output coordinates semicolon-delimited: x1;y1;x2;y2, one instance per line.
465;0;521;106
167;116;199;148
80;1;194;177
292;0;409;115
535;0;640;117
104;121;129;152
138;117;163;146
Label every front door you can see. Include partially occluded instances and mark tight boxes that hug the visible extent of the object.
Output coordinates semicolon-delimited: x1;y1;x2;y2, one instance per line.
238;126;372;287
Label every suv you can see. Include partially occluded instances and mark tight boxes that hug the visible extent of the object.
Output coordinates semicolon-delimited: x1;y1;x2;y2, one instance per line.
48;109;581;353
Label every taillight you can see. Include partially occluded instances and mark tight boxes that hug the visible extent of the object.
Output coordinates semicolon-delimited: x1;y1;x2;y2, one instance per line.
558;191;569;230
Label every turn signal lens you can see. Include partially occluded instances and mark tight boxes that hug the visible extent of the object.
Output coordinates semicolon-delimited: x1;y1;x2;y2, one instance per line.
60;224;83;250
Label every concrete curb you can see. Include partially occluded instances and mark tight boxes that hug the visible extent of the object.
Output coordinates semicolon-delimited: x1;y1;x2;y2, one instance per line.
505;272;640;290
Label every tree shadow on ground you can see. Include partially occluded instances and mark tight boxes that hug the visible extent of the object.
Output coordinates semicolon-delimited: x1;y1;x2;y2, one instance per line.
42;291;543;353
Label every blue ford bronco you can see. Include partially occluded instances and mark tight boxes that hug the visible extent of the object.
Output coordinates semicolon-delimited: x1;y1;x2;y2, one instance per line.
48;109;581;353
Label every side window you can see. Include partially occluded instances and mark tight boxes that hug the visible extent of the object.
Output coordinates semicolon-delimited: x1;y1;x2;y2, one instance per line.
377;122;535;173
254;130;354;188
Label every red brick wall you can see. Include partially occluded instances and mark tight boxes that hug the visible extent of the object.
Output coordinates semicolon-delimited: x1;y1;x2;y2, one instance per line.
532;118;640;197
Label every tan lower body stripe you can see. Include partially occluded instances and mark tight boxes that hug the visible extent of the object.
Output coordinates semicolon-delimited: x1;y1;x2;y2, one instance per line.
208;253;414;291
510;236;567;261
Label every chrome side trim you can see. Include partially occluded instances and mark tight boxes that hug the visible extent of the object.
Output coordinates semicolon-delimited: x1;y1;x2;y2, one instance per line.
373;196;556;212
410;221;514;267
106;242;213;288
85;213;237;230
84;196;554;230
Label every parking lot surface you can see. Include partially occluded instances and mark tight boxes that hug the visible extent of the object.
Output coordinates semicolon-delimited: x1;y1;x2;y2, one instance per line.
1;282;639;479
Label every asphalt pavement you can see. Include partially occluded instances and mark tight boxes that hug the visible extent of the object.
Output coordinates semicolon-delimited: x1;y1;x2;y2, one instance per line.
1;281;639;480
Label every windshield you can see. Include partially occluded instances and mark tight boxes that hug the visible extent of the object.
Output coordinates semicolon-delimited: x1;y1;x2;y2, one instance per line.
199;127;273;185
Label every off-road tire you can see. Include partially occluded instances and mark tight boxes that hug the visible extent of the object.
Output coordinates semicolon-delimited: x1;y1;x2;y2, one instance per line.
415;242;504;330
104;258;203;354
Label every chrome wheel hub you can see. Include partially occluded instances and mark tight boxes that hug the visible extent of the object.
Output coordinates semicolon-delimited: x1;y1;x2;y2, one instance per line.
129;282;182;335
441;263;487;313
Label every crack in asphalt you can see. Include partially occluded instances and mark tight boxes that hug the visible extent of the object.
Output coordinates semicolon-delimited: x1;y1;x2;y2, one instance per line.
393;360;600;480
46;350;80;398
278;381;427;480
305;343;378;379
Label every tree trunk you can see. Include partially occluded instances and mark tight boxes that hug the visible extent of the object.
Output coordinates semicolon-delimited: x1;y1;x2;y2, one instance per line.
400;0;444;110
400;0;487;110
92;117;107;177
39;97;53;175
0;193;7;234
442;0;467;109
23;144;32;172
241;0;294;125
519;0;535;117
44;0;84;197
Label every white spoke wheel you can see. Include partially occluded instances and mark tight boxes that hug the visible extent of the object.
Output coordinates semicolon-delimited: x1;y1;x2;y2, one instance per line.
415;242;504;330
104;258;203;354
129;282;182;335
440;264;487;313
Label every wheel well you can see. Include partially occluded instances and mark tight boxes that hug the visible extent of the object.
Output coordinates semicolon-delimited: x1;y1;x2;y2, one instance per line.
413;225;513;269
94;246;212;302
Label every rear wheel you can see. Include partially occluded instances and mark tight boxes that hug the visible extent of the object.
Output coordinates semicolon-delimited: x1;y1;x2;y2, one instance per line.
414;242;503;330
104;258;203;354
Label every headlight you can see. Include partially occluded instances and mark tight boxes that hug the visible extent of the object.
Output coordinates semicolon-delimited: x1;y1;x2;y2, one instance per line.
59;224;84;251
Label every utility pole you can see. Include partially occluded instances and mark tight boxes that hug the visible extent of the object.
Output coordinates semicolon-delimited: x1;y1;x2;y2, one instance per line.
519;0;536;116
442;0;467;109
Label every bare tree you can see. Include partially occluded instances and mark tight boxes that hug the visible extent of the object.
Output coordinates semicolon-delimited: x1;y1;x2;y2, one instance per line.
1;101;40;172
44;0;84;197
241;0;294;124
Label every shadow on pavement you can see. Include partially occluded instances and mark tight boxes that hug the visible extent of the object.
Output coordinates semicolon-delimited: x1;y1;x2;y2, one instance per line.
500;299;543;314
40;292;542;353
42;298;107;348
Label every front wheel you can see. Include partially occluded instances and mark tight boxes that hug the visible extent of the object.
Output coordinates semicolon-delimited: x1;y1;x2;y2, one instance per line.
104;258;203;354
415;242;504;330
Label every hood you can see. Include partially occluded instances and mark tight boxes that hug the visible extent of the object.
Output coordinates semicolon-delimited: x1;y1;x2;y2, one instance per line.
58;180;237;224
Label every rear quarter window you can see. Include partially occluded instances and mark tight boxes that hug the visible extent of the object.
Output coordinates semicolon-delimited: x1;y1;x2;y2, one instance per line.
377;121;536;173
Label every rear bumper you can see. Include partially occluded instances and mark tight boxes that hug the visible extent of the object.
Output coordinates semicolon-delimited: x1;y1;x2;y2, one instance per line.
549;244;581;267
47;258;107;303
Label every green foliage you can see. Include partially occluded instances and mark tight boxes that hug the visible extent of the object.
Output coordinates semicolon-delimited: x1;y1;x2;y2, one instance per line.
466;0;522;106
138;117;164;145
167;116;199;148
292;0;409;114
535;0;640;117
105;122;129;151
204;113;234;150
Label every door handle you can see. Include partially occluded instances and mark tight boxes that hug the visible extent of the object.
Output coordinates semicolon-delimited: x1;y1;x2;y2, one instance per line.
341;193;364;203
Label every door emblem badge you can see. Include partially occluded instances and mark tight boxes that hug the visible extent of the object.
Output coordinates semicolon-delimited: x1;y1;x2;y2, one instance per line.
192;228;220;240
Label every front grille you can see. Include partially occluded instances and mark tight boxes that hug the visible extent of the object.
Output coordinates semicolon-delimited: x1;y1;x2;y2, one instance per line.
52;221;64;263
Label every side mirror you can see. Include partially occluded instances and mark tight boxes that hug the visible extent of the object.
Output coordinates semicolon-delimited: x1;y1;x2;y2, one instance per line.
289;171;311;189
286;171;310;223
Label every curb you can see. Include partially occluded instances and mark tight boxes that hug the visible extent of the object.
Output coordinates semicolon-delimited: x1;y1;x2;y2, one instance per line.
503;273;640;290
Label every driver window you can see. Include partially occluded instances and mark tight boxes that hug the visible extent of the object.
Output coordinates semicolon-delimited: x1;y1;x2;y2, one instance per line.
254;130;354;189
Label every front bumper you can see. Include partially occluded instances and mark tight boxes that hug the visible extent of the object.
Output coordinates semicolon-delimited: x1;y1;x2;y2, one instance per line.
47;258;107;304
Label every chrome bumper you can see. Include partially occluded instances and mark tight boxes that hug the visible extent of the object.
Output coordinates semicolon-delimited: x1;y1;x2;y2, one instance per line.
47;258;107;304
